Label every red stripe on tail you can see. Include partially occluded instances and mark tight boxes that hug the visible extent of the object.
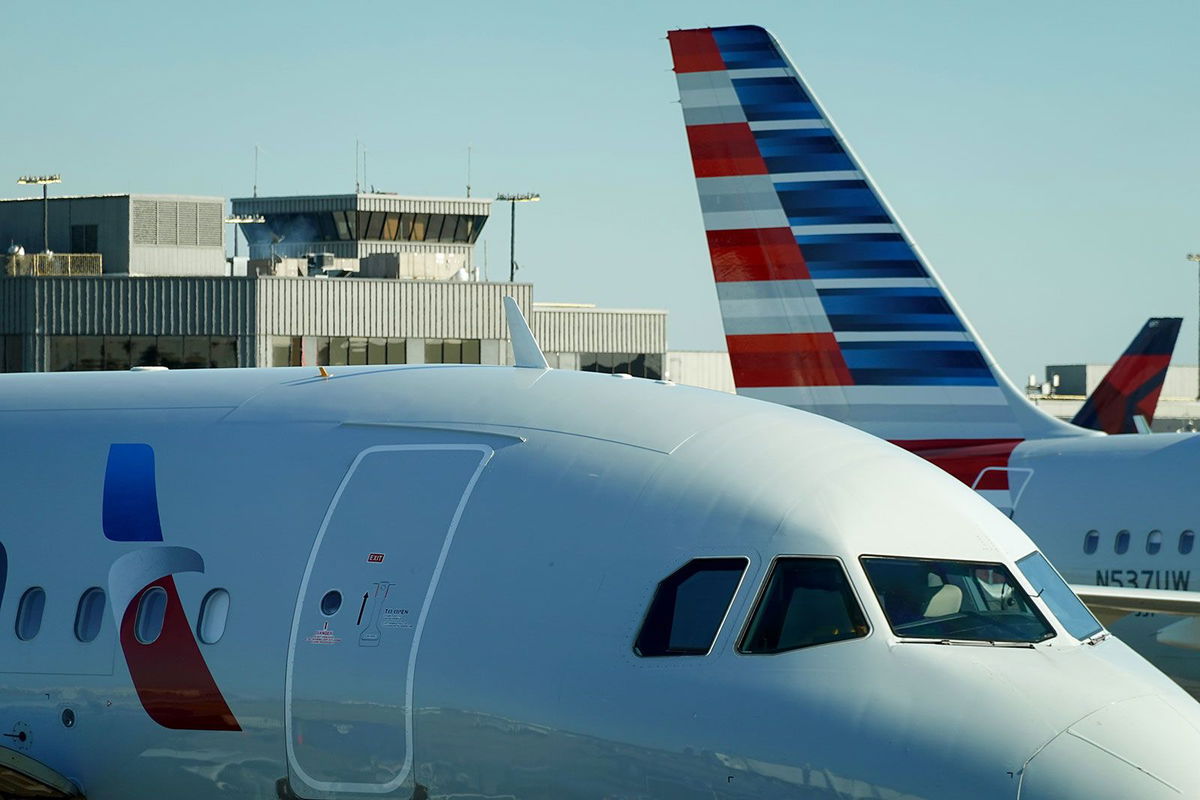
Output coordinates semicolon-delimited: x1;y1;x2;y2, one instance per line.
708;228;810;282
686;123;768;178
727;333;853;387
667;29;726;73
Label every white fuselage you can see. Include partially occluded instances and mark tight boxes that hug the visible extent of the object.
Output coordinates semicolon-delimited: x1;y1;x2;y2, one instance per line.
0;366;1198;799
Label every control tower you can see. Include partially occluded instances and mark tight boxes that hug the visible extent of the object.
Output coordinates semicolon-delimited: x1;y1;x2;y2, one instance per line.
230;193;490;279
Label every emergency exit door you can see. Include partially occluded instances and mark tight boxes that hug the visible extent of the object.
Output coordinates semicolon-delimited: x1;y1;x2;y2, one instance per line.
286;445;492;798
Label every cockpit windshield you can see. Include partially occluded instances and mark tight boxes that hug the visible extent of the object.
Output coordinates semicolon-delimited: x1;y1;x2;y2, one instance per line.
860;556;1055;644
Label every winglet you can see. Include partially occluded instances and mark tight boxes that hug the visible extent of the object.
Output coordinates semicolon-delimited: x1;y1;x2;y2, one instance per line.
503;296;549;369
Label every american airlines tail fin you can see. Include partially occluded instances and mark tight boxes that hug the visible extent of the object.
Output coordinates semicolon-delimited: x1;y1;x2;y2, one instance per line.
1072;317;1181;434
668;25;1084;462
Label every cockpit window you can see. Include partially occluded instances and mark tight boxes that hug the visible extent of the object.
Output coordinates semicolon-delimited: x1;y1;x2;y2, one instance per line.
1016;551;1103;641
634;558;747;657
861;557;1055;644
739;558;868;654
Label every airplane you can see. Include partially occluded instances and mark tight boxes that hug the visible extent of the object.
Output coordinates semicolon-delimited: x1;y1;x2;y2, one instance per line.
667;25;1200;696
0;297;1197;799
1070;316;1182;434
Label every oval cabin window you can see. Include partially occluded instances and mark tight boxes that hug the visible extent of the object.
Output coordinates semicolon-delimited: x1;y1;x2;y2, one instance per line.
197;589;230;645
1181;530;1195;555
1115;530;1130;555
16;587;46;641
1147;530;1163;555
74;587;106;643
1083;530;1099;555
135;587;168;645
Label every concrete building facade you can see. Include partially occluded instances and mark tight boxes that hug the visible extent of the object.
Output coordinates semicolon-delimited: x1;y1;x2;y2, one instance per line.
0;276;666;378
0;194;225;276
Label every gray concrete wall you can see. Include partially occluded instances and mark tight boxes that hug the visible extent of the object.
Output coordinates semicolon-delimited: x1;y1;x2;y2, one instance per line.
530;306;666;355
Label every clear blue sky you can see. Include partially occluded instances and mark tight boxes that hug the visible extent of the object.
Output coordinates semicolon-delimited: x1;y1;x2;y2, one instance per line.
4;1;1198;382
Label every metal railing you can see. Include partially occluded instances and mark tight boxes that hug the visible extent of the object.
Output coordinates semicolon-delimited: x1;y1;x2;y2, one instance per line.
4;253;103;276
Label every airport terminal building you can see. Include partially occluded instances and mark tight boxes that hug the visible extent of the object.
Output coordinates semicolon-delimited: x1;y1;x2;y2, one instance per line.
0;191;667;379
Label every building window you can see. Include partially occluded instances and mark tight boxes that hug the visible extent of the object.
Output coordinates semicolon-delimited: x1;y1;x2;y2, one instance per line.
1;336;21;373
634;558;747;657
579;353;662;380
425;339;481;364
1083;530;1099;555
74;588;106;643
15;587;46;642
49;336;238;371
275;337;406;367
740;558;869;654
70;224;99;253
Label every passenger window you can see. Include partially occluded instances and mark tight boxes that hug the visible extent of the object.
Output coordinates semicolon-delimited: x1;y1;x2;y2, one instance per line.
135;587;168;645
1083;530;1099;555
0;543;6;617
1181;530;1195;555
634;558;747;657
741;558;868;653
1147;530;1163;555
197;589;230;645
15;587;46;641
74;588;106;643
1115;530;1130;555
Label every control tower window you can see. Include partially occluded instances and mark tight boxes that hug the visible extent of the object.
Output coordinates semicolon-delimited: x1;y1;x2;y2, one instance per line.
861;556;1055;644
411;214;429;242
381;213;400;241
739;558;868;654
426;214;446;242
332;212;352;240
453;215;471;243
365;212;385;241
634;558;747;657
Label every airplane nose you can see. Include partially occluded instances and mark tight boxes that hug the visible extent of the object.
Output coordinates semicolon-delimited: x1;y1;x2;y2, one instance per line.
1018;695;1200;798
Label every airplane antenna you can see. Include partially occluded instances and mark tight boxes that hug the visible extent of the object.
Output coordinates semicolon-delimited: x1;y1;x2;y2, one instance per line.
502;296;548;369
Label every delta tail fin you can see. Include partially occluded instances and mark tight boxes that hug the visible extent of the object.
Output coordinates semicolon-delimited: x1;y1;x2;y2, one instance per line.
668;25;1086;472
1072;317;1181;434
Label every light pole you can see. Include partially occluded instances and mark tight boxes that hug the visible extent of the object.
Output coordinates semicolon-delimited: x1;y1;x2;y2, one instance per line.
224;214;265;259
1188;253;1200;399
17;174;61;254
495;192;540;281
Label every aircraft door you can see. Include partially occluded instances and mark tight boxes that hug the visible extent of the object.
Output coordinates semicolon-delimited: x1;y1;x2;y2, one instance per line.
286;445;492;799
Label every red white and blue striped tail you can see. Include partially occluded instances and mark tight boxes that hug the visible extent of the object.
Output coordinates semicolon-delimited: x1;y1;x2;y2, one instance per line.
668;25;1089;491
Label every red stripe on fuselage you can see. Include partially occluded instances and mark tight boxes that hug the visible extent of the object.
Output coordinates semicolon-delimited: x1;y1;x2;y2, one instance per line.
890;439;1023;490
727;333;854;387
667;29;726;73
120;576;241;731
708;228;810;281
686;123;768;178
